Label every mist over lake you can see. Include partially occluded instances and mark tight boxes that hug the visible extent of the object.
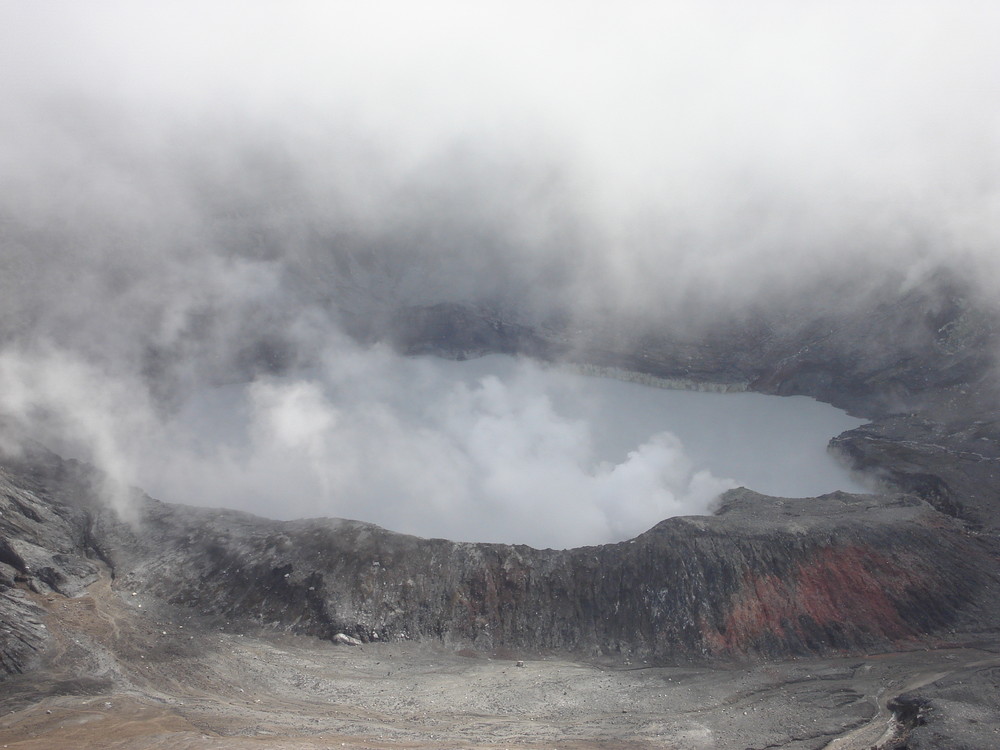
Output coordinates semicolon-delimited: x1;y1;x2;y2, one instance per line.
125;353;867;549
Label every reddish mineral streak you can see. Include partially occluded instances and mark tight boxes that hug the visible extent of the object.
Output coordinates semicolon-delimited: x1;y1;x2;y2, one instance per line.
705;545;920;653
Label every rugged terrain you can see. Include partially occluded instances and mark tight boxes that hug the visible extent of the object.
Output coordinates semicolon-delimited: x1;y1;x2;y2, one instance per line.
2;274;1000;747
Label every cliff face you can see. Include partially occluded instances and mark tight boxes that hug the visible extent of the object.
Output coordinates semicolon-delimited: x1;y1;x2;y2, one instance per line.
0;451;104;674
112;489;994;661
2;275;1000;674
2;447;996;668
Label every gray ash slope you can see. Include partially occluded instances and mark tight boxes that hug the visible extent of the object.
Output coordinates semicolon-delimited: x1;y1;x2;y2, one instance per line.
2;272;1000;746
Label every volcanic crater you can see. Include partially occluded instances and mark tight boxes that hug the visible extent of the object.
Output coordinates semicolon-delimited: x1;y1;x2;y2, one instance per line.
2;273;1000;749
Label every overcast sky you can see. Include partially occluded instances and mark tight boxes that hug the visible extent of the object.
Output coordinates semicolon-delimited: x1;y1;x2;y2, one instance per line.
4;1;998;301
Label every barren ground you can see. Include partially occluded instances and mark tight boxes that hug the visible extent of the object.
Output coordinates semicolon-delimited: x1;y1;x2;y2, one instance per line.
1;569;998;749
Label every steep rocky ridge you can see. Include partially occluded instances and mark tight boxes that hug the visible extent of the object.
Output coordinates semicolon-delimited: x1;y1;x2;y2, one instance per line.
1;444;997;669
0;448;105;675
111;489;996;662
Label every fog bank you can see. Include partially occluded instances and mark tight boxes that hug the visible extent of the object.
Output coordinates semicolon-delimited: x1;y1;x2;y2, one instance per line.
0;2;996;529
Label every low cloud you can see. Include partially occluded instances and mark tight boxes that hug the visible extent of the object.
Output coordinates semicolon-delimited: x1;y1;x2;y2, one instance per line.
0;3;995;542
121;348;735;548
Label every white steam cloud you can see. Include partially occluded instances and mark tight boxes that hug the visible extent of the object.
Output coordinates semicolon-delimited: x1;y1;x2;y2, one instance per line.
0;346;148;521
101;348;744;548
0;2;994;543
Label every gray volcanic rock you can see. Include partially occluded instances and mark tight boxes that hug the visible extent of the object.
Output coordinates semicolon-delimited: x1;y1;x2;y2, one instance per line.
0;449;105;674
893;676;1000;749
0;589;47;676
117;489;999;660
2;448;996;666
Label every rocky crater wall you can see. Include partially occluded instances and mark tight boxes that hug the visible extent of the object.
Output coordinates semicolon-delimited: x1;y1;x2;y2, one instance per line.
110;488;996;661
2;275;1000;671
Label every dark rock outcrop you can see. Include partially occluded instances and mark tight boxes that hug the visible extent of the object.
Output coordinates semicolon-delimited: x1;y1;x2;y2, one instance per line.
886;667;1000;750
0;448;105;674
